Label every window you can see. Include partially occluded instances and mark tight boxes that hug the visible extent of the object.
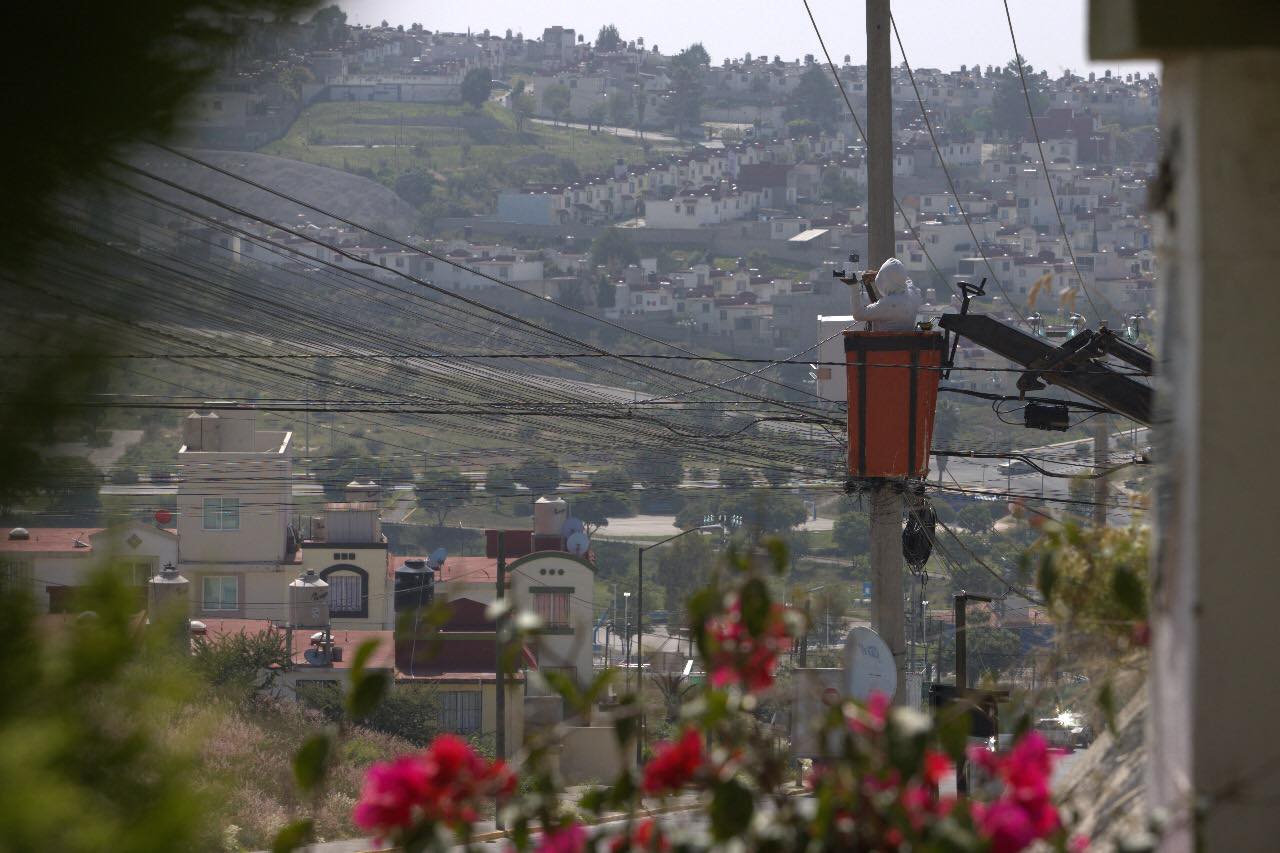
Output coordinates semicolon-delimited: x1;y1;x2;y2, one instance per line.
440;691;482;734
202;497;239;531
0;558;31;592
202;576;238;611
533;590;571;629
328;574;363;615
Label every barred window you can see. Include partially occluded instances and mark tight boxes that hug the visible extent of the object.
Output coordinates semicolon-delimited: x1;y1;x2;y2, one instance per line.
328;574;362;615
440;691;482;734
533;591;571;629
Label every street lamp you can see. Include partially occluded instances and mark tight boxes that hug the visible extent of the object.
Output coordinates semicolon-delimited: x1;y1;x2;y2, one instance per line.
636;524;722;764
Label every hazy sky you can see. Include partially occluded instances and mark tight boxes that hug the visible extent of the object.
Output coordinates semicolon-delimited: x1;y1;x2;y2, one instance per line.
338;0;1157;77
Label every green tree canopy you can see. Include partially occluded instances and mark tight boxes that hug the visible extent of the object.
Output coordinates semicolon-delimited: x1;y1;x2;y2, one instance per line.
542;82;572;124
833;508;870;555
511;80;536;135
786;65;839;128
415;467;473;527
460;67;493;110
596;24;623;52
992;55;1047;139
513;455;567;498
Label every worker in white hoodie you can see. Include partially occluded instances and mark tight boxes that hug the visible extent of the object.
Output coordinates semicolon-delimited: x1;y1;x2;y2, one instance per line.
852;257;923;331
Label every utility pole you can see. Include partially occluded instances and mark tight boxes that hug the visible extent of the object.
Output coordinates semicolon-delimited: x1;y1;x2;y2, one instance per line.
865;0;907;705
1093;416;1109;527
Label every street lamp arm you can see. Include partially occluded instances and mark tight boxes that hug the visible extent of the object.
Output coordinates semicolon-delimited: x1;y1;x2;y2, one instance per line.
639;524;724;554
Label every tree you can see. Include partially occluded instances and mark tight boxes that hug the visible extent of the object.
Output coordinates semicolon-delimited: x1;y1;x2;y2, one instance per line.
786;118;822;139
596;24;623;52
719;466;753;491
661;48;707;136
590;228;639;272
570;492;615;535
542;83;572;125
460;67;493;111
786;65;839;128
992;55;1047;139
833;508;870;554
511;80;536;136
587;101;607;132
42;456;102;518
394;170;433;207
415;467;473;527
607;88;633;130
486;464;517;513
941;624;1022;685
957;502;995;534
681;43;710;67
318;446;378;500
654;530;716;626
311;4;348;48
513;455;567;499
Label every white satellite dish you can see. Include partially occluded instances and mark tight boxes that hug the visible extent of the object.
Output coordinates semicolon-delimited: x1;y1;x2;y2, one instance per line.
565;531;590;556
843;626;897;701
562;517;585;538
427;547;448;569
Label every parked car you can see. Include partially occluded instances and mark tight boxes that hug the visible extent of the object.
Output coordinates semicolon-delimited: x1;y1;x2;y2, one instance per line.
997;460;1033;476
1034;713;1093;751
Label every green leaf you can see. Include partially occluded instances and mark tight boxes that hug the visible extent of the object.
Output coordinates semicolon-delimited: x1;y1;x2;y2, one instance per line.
1111;565;1146;618
764;537;789;574
937;706;971;762
710;778;754;841
613;703;639;748
346;670;389;720
1098;678;1118;733
293;733;332;794
271;818;314;853
349;637;381;679
740;577;770;636
1036;554;1058;603
544;669;584;714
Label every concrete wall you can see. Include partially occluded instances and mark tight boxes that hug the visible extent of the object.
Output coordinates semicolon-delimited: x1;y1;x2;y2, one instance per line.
1147;48;1280;853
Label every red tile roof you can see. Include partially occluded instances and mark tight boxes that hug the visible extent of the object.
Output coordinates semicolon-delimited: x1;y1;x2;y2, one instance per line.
0;528;104;554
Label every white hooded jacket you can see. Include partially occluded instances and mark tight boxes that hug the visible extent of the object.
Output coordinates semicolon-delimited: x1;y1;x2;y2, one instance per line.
852;257;922;331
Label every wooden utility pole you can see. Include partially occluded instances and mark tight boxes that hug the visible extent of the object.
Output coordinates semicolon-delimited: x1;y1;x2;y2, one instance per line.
1093;416;1109;527
866;0;907;705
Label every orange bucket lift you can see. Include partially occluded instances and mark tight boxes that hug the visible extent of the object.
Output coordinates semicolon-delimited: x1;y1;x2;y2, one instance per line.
844;330;946;479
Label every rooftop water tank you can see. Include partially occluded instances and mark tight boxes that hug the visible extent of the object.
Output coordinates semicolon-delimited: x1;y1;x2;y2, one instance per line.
289;569;330;628
534;496;568;536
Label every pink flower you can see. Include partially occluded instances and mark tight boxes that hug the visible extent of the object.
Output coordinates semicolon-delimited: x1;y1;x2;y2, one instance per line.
1070;834;1091;852
705;600;791;691
977;799;1038;853
353;734;518;837
922;749;951;787
537;823;587;853
850;690;892;736
608;819;670;852
352;755;432;835
642;728;704;794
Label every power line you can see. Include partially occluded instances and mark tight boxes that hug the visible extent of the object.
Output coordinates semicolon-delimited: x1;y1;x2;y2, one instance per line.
1000;0;1111;321
798;0;951;293
889;13;1028;325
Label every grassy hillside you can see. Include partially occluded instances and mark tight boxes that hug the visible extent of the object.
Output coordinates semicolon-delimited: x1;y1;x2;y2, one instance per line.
261;101;681;223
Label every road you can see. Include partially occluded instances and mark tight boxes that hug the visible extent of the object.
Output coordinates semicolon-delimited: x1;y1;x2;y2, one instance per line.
932;425;1149;524
528;117;679;144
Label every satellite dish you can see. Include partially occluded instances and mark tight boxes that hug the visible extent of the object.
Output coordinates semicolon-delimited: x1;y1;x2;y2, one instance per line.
427;547;448;569
562;517;585;538
566;531;590;556
843;626;897;702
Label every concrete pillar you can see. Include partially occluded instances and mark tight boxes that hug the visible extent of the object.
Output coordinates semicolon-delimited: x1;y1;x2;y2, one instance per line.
1150;50;1280;851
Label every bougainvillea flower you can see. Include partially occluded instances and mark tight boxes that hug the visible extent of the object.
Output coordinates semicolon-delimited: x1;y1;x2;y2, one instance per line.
642;728;704;794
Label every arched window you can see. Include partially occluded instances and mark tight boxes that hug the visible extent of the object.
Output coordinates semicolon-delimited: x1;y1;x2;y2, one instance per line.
320;564;368;618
